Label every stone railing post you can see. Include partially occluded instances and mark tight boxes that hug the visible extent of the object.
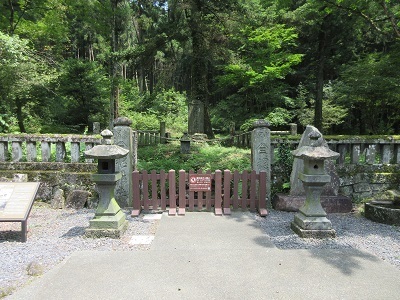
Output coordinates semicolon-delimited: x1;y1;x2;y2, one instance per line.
93;122;101;134
26;141;37;162
251;120;271;206
71;142;80;163
41;141;51;162
132;131;138;171
12;141;23;162
0;141;7;161
113;117;134;208
55;142;66;162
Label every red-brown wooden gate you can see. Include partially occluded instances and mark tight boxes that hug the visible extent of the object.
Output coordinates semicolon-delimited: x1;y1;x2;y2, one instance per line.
131;170;267;217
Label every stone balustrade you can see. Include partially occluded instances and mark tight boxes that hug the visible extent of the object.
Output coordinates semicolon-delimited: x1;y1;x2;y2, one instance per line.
0;134;101;163
271;138;400;166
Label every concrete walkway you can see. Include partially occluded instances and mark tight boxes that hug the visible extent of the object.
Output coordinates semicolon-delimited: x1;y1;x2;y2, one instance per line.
7;212;400;300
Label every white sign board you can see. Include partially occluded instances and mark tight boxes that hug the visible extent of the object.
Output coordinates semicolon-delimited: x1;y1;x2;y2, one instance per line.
0;182;40;220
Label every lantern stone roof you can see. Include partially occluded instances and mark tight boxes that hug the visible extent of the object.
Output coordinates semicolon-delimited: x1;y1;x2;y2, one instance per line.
84;129;129;159
84;144;129;159
292;132;339;160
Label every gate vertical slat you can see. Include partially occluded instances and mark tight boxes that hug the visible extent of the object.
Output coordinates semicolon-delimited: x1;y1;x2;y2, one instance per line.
131;171;141;216
168;170;176;215
151;170;158;209
214;170;222;215
160;170;166;210
188;170;195;211
178;170;186;215
233;170;239;209
142;170;149;211
250;171;256;212
258;171;268;216
197;169;204;211
206;170;212;211
223;170;231;215
241;171;248;210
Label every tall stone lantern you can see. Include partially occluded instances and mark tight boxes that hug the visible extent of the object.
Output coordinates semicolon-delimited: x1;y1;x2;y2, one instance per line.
291;132;339;238
84;129;129;238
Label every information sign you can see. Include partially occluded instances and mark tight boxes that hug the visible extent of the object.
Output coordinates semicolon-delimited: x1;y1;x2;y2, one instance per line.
0;182;40;242
189;174;212;192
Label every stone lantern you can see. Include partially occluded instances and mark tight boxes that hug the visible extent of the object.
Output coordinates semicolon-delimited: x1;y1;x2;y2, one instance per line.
180;132;191;154
291;131;339;238
84;129;129;238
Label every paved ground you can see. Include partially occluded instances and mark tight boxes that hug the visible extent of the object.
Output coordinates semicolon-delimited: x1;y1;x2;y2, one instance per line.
7;212;400;300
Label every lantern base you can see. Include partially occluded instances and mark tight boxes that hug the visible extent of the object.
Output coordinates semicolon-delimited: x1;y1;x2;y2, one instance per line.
85;210;128;239
291;221;336;238
85;220;128;239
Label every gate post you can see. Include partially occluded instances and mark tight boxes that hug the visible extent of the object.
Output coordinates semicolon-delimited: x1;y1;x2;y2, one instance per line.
251;120;271;208
113;117;135;208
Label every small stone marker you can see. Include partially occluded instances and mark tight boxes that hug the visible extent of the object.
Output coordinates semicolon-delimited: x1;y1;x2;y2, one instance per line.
129;235;154;245
180;132;191;154
143;214;163;220
0;182;40;242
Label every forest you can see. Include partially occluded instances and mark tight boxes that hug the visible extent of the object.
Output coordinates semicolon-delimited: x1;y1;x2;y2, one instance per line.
1;0;399;136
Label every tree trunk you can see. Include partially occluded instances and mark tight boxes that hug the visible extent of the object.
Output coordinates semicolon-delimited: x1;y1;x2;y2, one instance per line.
15;98;26;133
109;0;121;129
187;0;214;137
314;18;328;132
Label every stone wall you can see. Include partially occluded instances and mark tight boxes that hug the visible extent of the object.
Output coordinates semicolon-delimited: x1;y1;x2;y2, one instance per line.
271;164;400;202
336;164;400;201
0;162;97;208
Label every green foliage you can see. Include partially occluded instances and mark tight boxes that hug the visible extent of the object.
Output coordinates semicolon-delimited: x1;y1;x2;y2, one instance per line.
55;59;109;131
296;83;348;133
119;86;188;135
0;115;10;133
335;47;400;134
0;31;55;133
0;0;399;135
239;107;293;132
138;142;251;172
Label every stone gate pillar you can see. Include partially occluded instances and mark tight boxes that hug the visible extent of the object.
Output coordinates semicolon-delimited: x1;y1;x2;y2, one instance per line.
251;120;271;206
113;117;134;207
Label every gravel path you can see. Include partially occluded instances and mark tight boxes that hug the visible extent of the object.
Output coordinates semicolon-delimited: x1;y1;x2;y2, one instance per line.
1;204;399;298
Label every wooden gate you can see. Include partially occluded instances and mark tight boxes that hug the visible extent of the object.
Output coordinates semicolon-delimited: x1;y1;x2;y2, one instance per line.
131;170;267;217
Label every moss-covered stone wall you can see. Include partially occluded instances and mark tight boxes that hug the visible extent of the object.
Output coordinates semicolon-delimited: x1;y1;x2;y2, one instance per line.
0;162;97;203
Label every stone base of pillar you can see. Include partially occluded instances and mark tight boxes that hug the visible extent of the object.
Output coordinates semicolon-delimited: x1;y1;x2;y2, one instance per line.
272;194;352;213
291;221;336;239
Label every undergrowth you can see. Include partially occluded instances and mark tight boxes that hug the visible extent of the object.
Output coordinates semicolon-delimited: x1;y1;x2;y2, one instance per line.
137;141;251;172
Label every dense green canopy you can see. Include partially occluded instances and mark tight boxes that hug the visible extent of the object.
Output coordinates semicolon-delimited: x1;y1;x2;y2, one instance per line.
1;0;399;135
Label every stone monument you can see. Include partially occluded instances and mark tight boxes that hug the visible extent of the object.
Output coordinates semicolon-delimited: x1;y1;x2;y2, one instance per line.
84;129;129;238
251;119;271;206
272;125;352;213
291;131;339;238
